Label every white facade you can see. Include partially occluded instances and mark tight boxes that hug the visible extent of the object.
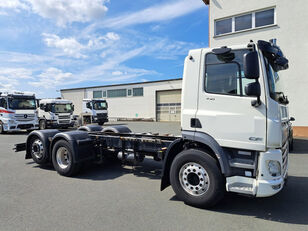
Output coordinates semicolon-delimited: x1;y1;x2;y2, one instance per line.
61;79;182;121
207;0;308;127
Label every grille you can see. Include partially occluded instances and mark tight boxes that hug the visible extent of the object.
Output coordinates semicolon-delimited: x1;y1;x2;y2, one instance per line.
59;120;70;124
281;141;288;175
15;114;35;122
58;115;70;120
97;113;107;118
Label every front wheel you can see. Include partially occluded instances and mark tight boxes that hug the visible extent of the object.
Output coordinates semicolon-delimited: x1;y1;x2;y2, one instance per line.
170;149;225;208
0;122;6;134
39;120;46;130
52;140;81;176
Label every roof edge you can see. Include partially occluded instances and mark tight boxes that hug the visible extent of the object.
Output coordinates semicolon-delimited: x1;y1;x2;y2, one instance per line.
60;78;182;92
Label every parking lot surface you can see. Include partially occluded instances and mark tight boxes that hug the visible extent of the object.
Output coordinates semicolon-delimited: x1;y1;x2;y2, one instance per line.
0;122;307;231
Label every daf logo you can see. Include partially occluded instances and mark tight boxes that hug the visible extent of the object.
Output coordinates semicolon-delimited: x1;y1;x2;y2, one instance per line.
24;114;28;119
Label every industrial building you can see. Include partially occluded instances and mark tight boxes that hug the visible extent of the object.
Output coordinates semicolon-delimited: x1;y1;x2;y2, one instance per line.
203;0;308;135
61;78;182;122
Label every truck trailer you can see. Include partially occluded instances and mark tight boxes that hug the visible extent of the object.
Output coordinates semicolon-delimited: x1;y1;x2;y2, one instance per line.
0;91;38;133
15;40;290;208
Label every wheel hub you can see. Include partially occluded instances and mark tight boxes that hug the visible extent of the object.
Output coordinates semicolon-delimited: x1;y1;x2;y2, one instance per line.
56;147;70;170
31;140;44;160
179;162;210;196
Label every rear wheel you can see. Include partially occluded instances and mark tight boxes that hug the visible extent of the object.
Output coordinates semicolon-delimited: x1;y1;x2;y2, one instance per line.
170;149;225;208
39;120;46;130
29;136;49;164
52;140;81;176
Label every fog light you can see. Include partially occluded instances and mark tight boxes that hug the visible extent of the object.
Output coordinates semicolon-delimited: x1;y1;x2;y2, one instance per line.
267;160;281;176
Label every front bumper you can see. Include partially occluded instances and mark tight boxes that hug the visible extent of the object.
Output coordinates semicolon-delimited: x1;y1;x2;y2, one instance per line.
3;121;39;131
226;146;288;197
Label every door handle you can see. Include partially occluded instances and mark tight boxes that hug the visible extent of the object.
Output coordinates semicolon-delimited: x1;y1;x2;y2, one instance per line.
191;118;202;128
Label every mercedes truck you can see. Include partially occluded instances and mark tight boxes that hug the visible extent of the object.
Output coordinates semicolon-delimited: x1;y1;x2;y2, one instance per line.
15;40;290;208
0;91;38;133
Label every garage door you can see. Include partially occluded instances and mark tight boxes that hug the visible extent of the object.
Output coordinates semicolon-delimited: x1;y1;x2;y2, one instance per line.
156;90;181;122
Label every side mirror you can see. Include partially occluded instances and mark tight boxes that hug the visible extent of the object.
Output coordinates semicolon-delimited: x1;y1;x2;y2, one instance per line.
243;51;259;79
290;117;295;122
44;106;48;112
245;82;261;97
72;105;75;111
245;82;261;107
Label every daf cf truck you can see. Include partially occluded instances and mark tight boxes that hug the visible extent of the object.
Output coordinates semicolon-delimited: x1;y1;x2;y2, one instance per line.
0;91;38;133
81;99;108;125
38;99;75;129
15;40;290;208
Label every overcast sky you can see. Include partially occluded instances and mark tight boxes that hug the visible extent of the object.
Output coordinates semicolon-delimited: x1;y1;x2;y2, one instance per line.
0;0;208;97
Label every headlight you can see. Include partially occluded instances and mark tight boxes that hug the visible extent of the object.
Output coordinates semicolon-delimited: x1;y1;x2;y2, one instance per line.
267;160;281;176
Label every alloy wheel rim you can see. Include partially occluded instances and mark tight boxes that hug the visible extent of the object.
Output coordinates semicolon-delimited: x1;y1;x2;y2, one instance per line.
179;162;210;196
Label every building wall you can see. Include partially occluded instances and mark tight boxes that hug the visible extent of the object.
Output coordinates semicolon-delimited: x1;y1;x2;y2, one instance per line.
61;79;182;121
209;0;308;127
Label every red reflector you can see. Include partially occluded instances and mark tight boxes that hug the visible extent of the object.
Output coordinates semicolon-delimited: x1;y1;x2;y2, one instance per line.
0;109;14;114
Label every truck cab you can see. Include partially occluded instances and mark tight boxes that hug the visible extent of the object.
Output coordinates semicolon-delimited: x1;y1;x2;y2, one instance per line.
38;99;74;129
0;92;38;133
82;99;108;125
181;40;289;197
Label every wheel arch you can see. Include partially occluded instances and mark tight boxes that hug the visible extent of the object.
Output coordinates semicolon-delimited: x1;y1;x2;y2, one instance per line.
50;131;95;164
160;131;231;191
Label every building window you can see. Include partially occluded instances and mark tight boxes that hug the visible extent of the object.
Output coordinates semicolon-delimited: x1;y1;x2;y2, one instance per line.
133;88;143;97
235;14;252;31
103;91;107;98
127;89;132;96
255;9;275;27
215;8;275;36
107;89;127;98
215;18;232;36
93;90;102;98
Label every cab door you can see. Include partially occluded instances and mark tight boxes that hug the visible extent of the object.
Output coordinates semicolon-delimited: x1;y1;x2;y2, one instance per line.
195;48;267;151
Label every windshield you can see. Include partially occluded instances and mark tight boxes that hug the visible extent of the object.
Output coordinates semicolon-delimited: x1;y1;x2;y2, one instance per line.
93;101;107;110
264;57;287;104
52;104;73;113
8;97;36;110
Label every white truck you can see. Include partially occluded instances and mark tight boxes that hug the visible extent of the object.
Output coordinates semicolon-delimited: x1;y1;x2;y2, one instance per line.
0;91;38;133
81;99;108;125
16;40;290;208
38;98;75;129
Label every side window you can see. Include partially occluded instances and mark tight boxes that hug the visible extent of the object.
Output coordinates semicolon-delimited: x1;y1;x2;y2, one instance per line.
204;50;255;96
0;98;7;109
86;102;92;109
205;63;240;95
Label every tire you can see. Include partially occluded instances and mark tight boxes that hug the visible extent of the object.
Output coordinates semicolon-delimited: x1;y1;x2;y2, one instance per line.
29;136;49;165
52;140;81;176
289;139;294;152
39;120;46;130
170;149;225;208
0;121;6;134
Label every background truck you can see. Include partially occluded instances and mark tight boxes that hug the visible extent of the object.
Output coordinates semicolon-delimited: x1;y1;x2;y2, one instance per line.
38;98;75;130
16;40;290;208
0;91;38;133
80;99;108;126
